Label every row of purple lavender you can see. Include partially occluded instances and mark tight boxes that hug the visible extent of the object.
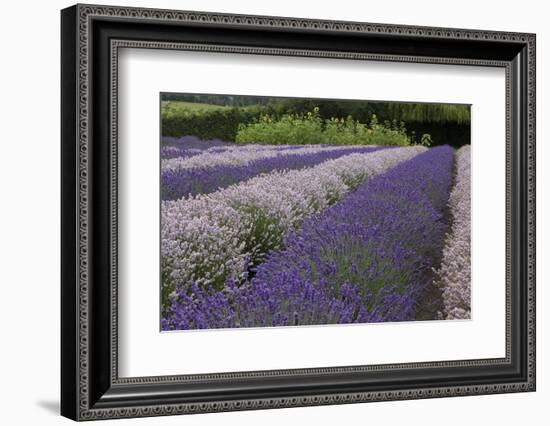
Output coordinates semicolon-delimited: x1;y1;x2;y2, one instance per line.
162;145;454;330
160;146;425;306
161;145;386;200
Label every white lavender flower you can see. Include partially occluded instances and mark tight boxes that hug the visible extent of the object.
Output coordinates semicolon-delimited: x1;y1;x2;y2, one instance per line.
161;144;380;172
434;145;471;320
161;146;427;298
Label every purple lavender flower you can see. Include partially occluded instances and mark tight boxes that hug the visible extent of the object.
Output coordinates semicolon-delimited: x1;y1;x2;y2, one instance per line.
162;135;233;150
161;136;236;159
247;145;453;322
161;147;423;300
161;146;385;200
162;146;454;330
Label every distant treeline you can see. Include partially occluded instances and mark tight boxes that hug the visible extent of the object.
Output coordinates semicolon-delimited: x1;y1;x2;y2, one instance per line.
161;94;471;147
162;93;274;107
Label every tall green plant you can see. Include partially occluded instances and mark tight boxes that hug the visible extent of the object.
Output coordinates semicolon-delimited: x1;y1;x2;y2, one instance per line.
236;110;414;146
236;108;325;145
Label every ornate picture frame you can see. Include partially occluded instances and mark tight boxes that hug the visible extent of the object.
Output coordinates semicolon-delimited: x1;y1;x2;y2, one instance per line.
61;3;535;421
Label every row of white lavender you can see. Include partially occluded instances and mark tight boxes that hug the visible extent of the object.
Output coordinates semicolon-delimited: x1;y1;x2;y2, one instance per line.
161;143;379;172
161;146;427;301
434;145;471;319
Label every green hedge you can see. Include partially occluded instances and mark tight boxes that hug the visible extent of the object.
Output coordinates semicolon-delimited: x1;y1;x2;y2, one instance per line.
161;107;262;140
161;103;443;147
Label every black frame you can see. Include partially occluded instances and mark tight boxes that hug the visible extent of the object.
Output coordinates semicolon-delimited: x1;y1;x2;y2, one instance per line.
61;4;536;421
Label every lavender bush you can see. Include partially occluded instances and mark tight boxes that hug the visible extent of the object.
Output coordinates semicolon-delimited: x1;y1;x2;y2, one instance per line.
434;145;471;319
161;146;452;328
161;136;233;159
162;277;383;330
161;135;232;150
160;135;285;160
161;146;426;305
161;146;385;200
161;143;383;173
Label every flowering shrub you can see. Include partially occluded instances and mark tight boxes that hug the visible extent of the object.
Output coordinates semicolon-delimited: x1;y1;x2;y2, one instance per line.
160;141;377;173
235;109;413;146
160;136;233;159
161;145;386;200
235;108;325;145
246;145;453;321
162;278;383;330
162;146;453;330
434;145;471;319
160;146;426;310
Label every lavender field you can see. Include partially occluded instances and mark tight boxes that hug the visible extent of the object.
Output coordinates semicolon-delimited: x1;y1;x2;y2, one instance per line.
159;135;472;331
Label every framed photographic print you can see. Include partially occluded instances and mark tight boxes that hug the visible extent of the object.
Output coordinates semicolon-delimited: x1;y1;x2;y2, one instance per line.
61;3;536;421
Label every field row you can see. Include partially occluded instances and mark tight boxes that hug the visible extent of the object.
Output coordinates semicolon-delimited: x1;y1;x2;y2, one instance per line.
161;145;387;200
162;146;454;329
161;135;312;161
435;145;471;319
160;145;426;310
161;140;386;172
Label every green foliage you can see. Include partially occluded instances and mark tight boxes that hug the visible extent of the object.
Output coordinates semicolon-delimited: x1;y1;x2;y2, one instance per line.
159;97;460;146
161;95;470;125
236;110;414;147
236;205;285;270
162;100;229;114
364;115;412;147
420;133;433;147
161;105;263;140
235;108;324;145
322;116;370;146
387;103;471;124
161;94;276;107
